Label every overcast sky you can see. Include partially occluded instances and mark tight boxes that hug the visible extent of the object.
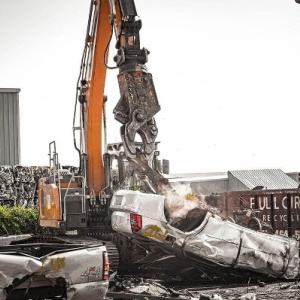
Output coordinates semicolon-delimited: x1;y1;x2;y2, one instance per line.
1;0;300;174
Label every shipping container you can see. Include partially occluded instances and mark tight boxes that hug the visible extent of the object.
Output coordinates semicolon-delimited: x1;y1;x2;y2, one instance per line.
0;88;21;165
206;189;300;241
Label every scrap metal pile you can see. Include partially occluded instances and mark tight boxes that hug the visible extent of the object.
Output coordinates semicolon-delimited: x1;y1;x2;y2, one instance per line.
107;275;300;300
0;165;81;208
0;166;76;207
0;166;49;207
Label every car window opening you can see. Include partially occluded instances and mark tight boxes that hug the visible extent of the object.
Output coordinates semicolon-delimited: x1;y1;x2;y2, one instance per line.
165;207;208;232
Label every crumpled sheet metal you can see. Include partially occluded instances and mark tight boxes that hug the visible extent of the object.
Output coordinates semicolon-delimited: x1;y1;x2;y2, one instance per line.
0;246;108;300
111;190;167;220
183;214;299;279
111;190;299;279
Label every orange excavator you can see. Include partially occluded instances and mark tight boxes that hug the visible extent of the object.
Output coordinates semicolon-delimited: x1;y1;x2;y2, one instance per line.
37;0;165;269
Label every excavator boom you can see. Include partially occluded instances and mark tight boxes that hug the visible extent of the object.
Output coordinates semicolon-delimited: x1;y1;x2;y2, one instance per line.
82;0;112;196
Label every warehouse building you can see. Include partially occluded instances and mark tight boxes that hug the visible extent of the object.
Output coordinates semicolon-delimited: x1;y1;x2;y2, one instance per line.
0;88;21;165
168;169;299;195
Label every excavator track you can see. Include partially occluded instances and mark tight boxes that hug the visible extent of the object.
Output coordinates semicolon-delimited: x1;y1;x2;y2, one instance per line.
104;240;120;272
77;230;147;273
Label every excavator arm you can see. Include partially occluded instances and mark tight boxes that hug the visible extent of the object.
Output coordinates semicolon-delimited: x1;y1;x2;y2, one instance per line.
76;0;112;197
76;0;160;197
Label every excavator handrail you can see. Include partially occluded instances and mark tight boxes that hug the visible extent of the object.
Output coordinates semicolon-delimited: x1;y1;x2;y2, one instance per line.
63;175;87;222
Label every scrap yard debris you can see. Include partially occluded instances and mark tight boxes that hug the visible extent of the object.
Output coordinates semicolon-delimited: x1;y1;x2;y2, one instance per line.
107;275;300;300
108;275;195;300
1;163;300;289
0;166;50;207
181;280;300;300
0;165;76;207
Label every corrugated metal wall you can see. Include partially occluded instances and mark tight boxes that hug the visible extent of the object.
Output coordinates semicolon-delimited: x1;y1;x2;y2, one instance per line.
287;172;299;184
0;88;21;165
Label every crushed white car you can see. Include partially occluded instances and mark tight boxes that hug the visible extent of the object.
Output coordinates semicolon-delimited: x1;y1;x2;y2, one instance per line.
110;190;299;279
0;237;109;300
